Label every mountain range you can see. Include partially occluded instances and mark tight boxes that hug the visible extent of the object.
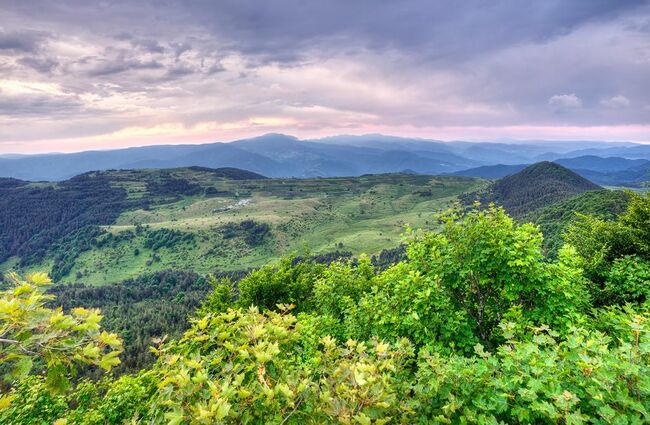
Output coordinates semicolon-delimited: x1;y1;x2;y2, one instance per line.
453;156;650;187
0;133;648;185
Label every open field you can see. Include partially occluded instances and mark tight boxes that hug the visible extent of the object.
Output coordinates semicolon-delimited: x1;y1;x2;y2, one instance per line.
1;171;484;285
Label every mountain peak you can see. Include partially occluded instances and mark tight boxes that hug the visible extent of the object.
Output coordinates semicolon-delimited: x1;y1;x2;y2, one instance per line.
245;133;299;142
465;161;601;217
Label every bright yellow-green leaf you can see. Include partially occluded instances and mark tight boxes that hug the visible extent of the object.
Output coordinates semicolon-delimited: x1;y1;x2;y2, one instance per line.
99;351;121;370
0;394;15;410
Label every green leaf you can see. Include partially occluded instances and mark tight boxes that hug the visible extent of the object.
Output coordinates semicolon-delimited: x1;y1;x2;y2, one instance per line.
99;351;121;371
98;331;122;348
10;356;33;380
45;364;70;394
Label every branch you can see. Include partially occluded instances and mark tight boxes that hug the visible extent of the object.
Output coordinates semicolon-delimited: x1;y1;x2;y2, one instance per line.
0;338;39;355
280;396;303;425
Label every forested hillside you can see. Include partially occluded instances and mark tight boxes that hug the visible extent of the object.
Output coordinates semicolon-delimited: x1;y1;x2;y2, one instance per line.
523;190;631;256
0;168;263;267
2;192;649;424
462;162;602;217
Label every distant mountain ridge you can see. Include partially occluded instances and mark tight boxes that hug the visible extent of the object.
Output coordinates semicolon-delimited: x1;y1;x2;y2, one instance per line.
0;133;648;183
453;156;649;187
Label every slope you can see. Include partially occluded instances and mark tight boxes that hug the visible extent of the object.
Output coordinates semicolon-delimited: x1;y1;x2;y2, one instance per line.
523;190;631;256
0;169;484;285
462;162;602;217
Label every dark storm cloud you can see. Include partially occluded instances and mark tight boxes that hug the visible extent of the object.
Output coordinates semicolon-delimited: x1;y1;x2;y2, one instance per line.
85;55;164;77
0;0;648;151
0;29;48;53
180;0;648;64
17;56;59;73
3;0;646;64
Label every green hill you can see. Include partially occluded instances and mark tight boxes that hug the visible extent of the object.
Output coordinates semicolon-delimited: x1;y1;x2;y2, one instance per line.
0;168;484;285
462;161;602;217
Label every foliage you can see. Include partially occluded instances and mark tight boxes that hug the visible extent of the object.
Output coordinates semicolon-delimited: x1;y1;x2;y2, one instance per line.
312;206;589;351
147;306;416;424
620;191;650;258
0;273;122;398
0;372;157;425
313;255;375;325
412;318;650;424
604;256;650;305
18;305;645;424
566;192;650;304
4;200;650;423
409;206;589;346
522;189;630;256
235;256;325;312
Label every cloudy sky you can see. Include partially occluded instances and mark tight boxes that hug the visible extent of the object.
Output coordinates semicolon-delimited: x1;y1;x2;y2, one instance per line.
0;0;649;153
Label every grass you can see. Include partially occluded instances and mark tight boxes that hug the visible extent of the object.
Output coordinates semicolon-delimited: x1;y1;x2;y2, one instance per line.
12;172;485;285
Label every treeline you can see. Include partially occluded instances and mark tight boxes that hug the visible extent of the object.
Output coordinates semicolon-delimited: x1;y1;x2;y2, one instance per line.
0;173;137;266
222;220;271;246
186;166;267;180
50;226;107;281
143;229;195;251
145;173;204;199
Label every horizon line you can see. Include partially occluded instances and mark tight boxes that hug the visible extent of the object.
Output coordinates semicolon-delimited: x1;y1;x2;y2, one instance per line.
1;132;647;157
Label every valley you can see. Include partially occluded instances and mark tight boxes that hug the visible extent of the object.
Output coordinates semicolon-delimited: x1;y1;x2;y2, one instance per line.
0;169;483;285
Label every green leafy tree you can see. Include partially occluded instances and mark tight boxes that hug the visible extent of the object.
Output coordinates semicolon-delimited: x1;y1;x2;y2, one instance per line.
147;305;415;424
236;255;324;312
344;206;590;350
0;372;157;425
604;256;650;305
566;192;650;304
0;272;123;399
412;314;650;423
620;191;650;257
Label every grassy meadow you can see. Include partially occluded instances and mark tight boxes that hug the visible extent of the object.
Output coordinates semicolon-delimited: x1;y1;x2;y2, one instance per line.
8;171;483;285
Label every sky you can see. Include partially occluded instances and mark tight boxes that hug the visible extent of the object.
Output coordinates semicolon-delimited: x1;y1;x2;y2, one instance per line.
0;0;649;153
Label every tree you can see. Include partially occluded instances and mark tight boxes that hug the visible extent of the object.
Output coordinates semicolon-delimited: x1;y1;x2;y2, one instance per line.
0;272;123;400
347;205;589;350
566;192;650;304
